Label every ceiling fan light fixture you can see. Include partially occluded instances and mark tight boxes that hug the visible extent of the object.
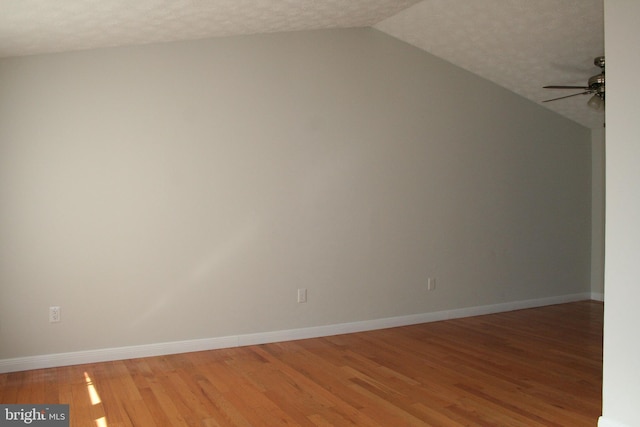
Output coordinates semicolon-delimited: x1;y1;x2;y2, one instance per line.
588;94;604;111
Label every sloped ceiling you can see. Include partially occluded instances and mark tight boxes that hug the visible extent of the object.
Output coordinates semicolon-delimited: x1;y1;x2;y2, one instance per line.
375;0;605;129
0;0;604;129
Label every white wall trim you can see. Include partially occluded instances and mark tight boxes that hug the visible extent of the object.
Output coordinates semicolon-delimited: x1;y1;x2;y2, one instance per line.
591;292;605;302
0;336;239;374
599;416;631;427
0;292;592;374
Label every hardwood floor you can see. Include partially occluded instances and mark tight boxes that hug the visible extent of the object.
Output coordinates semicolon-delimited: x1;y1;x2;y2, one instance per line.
0;301;603;426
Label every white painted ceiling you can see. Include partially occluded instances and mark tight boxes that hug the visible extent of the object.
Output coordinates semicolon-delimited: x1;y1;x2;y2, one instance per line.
0;0;604;128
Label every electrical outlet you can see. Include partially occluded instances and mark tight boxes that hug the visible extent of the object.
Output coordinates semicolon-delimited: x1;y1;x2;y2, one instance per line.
427;278;436;291
49;306;61;323
297;288;307;303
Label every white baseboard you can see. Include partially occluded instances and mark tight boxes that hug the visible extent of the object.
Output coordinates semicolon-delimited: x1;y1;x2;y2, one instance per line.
591;292;605;302
0;292;592;374
599;416;632;427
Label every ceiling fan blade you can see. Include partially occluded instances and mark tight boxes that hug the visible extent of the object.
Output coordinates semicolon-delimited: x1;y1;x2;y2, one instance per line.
543;85;590;89
542;91;592;102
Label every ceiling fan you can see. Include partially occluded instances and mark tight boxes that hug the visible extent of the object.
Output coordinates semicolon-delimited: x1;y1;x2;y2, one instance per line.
543;56;605;110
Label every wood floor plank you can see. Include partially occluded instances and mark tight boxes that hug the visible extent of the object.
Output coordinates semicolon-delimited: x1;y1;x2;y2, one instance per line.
255;345;385;427
0;301;603;426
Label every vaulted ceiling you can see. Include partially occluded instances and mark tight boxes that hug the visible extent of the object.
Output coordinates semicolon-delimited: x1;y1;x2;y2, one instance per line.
1;0;604;129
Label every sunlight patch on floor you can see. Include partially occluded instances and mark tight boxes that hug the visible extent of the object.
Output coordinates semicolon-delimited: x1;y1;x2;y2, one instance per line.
84;371;108;426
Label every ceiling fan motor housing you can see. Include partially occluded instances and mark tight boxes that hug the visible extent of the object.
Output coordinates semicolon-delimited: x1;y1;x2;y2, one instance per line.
590;56;605;99
589;74;605;91
586;56;605;110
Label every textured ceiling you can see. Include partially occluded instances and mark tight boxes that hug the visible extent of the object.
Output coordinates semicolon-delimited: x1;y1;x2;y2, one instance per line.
0;0;604;128
375;0;605;129
0;0;420;57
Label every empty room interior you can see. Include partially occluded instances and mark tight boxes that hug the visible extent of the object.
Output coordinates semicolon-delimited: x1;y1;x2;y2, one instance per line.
1;1;639;426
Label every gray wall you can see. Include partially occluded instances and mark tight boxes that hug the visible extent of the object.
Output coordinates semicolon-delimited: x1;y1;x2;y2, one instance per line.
0;28;592;359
